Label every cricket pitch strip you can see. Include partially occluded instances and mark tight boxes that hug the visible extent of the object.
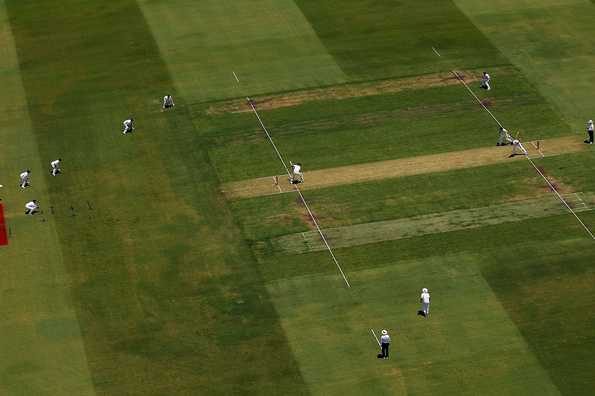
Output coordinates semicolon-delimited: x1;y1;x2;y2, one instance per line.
222;135;587;200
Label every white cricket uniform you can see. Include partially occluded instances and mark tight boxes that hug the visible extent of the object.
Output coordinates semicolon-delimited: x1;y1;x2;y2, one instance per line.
511;139;527;156
25;201;38;214
163;95;174;108
380;333;391;359
291;164;303;183
481;73;491;90
50;160;61;176
20;171;30;187
421;292;431;316
498;128;512;145
122;119;134;134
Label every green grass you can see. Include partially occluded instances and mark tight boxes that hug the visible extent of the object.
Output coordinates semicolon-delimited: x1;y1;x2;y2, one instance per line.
204;68;570;181
454;0;595;132
2;0;306;394
2;0;595;394
267;254;559;395
294;0;508;79
0;3;95;394
230;159;548;241
138;0;348;102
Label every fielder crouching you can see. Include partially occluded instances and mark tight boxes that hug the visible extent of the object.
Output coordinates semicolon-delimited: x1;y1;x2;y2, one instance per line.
163;95;175;110
122;117;135;134
25;200;39;215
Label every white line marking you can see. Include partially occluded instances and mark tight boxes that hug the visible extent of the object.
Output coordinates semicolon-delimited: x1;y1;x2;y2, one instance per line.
232;71;240;83
247;99;352;287
370;329;381;346
448;66;595;240
432;46;441;57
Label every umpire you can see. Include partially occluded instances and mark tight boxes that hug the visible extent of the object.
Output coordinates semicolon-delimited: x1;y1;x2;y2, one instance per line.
380;329;391;359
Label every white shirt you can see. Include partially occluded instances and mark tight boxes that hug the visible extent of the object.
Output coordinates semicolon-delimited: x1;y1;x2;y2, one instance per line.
588;121;594;132
163;96;174;106
483;73;490;82
123;119;133;128
20;171;29;180
380;334;391;344
25;201;38;210
51;160;60;168
421;292;430;304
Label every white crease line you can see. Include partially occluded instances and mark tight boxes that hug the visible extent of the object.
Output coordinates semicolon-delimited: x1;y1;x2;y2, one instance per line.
247;98;352;288
370;328;381;346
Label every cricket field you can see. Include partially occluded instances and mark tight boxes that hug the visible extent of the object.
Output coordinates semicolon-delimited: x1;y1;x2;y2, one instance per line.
1;0;594;394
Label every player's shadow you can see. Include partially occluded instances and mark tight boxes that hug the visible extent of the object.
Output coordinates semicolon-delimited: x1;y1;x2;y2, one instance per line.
417;310;426;317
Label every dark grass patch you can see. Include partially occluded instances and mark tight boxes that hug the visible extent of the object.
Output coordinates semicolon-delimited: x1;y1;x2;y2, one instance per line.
294;0;508;79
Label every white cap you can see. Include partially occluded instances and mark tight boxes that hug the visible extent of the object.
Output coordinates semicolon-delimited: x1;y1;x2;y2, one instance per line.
381;329;388;335
422;288;428;293
589;120;593;124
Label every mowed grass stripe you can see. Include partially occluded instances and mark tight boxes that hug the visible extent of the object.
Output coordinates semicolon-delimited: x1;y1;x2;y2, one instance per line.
294;0;510;80
0;1;95;394
266;255;560;395
270;193;595;254
5;0;308;394
222;135;585;199
137;0;347;102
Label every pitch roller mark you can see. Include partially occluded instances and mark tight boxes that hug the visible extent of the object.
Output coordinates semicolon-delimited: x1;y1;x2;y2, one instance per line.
432;47;595;240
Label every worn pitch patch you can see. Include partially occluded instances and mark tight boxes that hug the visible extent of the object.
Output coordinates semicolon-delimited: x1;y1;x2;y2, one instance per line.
222;135;587;200
267;193;594;255
206;67;515;115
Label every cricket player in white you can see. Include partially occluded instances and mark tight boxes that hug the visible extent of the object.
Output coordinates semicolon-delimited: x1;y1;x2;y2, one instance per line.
122;118;134;134
25;200;39;215
586;119;594;144
420;288;431;318
480;71;491;90
162;95;175;110
510;139;528;157
50;158;62;176
380;329;391;359
20;169;31;188
497;127;512;146
290;162;304;184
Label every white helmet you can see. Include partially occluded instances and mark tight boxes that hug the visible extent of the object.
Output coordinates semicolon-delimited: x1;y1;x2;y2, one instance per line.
422;288;428;293
381;329;388;335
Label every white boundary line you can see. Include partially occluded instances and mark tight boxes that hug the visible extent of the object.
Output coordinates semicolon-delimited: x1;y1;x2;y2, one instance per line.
232;71;240;83
447;64;595;240
432;46;441;57
369;328;381;346
247;98;352;287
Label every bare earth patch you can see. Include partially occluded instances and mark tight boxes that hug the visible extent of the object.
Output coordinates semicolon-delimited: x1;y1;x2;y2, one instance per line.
207;67;514;115
221;135;587;200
